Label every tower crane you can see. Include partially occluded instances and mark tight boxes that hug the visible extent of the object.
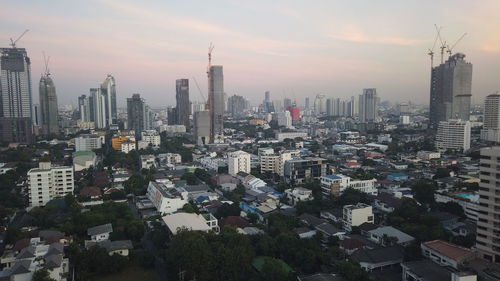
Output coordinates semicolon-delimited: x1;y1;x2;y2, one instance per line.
446;33;467;57
192;77;207;103
10;29;29;48
207;42;214;75
428;25;442;68
434;24;447;64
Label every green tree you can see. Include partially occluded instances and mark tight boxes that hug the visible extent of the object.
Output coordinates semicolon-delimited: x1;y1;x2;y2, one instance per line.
260;258;293;281
215;203;241;219
336;260;369;281
181;172;199;185
33;268;56;281
411;180;436;206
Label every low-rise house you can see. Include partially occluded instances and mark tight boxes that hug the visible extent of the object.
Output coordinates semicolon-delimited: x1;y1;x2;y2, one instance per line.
146;181;188;215
162;212;218;235
85;240;133;256
79;186;102;200
421;240;475;269
315;222;345;240
338;237;366;255
73;151;97;172
87;223;113;242
295;227;317;239
367;226;415;246
321;174;377;196
351;246;404;271
342;203;374;232
298;273;346;281
140;154;156;170
386;173;408;182
373;192;404;213
284;187;313;206
401;260;476;281
299;214;326;228
320;208;343;223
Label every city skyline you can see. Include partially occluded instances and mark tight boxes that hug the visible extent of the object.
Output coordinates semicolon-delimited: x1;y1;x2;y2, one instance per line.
1;0;500;107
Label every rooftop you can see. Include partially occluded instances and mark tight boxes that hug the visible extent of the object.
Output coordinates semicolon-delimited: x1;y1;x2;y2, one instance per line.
87;223;113;236
422;240;473;260
162;212;210;235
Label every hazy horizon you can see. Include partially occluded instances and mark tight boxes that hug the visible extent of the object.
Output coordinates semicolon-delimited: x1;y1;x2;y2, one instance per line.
1;0;499;107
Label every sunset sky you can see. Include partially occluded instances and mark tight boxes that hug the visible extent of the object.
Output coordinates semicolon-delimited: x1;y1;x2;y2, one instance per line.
1;0;499;107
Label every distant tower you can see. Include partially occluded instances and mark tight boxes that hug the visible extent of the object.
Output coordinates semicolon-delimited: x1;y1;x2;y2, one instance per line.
175;78;190;128
481;93;500;142
100;74;117;126
359;88;379;123
127;93;146;137
39;70;58;135
429;53;472;128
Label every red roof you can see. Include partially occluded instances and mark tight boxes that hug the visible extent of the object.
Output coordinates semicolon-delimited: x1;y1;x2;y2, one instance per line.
339;238;365;250
79;186;102;197
220;216;250;228
422;240;472;260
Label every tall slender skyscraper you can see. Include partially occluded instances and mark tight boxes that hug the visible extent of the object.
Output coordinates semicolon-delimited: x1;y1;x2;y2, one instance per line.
208;65;224;143
101;74;117;126
359;88;379;123
39;70;58;135
429;53;472;128
481;93;500;142
127;93;146;138
175;79;190;128
78;94;92;122
0;47;33;119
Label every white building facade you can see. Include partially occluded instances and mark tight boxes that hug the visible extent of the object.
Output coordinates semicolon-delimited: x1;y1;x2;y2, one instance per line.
228;150;251;176
27;162;74;207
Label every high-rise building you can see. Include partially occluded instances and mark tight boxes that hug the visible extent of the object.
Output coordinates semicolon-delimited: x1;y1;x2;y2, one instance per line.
39;73;58;135
32;104;41;126
314;94;326;115
100;74;117;126
127;93;147;138
348;96;358;117
284;98;292;109
175;79;190;128
27;162;74;207
227;150;251;176
359;88;379;123
91;88;107;129
78;94;92;122
0;47;33;119
208;65;224;143
0;47;33;143
305;97;310;110
265;91;270;103
429;53;472;128
275;111;292;128
194;110;210;145
477;146;500;263
435;119;471;152
481;93;500;142
227;94;247;118
288;107;300;121
191;101;206;114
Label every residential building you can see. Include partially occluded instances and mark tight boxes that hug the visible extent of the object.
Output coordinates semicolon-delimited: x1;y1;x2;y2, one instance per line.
259;148;300;176
342;203;374;231
100;74;117;126
227;94;248;117
421;240;475;269
314;94;326;114
228;150;251;176
120;139;136;154
276;111;292;128
140;155;156;170
39;73;59;135
78;94;92;123
138;130;161;150
417;151;441;160
283;157;328;184
73;151;97;172
276;132;308;141
284;187;313;206
481;93;500;142
87;223;113;242
429;53;472;128
159;124;186;134
402;260;476;281
320;174;377;196
435;119;471;152
368;226;415;246
477;147;500;263
175;78;190;128
359;88;379;123
162;212;215;235
75;134;102;151
208;65;224;143
194;110;210;145
27;162;74;207
111;135;135;151
146;181;188;215
157;153;182;165
351;246;404;272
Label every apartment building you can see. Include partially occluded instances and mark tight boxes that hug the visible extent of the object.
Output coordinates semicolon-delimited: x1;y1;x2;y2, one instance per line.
228;150;251;176
258;148;300;176
321;174;377;196
342;203;374;231
74;134;103;151
27;162;74;207
435;119;471;152
146;181;188;215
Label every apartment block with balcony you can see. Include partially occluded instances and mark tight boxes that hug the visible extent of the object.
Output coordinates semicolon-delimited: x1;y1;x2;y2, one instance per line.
27;162;74;207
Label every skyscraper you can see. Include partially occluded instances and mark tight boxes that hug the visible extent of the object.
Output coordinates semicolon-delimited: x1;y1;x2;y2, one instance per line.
194;110;210;145
100;74;117;126
359;88;379;123
314;94;326;115
208;65;224;143
0;46;33;143
91;88;106;129
283;98;292;109
477;146;500;263
175;79;190;128
481;93;500;142
227;94;247;118
78;94;92;122
0;47;33;119
305;97;310;110
39;73;58;135
127;93;146;137
429;53;472;128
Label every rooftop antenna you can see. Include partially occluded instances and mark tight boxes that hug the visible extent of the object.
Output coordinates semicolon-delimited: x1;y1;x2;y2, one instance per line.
428;25;442;68
42;51;51;76
10;29;29;48
446;33;467;58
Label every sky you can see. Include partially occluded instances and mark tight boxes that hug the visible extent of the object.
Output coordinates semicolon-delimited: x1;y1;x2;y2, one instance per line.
1;0;500;108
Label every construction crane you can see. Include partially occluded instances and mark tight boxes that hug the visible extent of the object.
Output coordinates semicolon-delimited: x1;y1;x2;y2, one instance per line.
43;51;51;76
207;42;214;75
428;25;442;68
192;76;206;103
10;29;29;48
434;24;447;64
446;33;467;58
